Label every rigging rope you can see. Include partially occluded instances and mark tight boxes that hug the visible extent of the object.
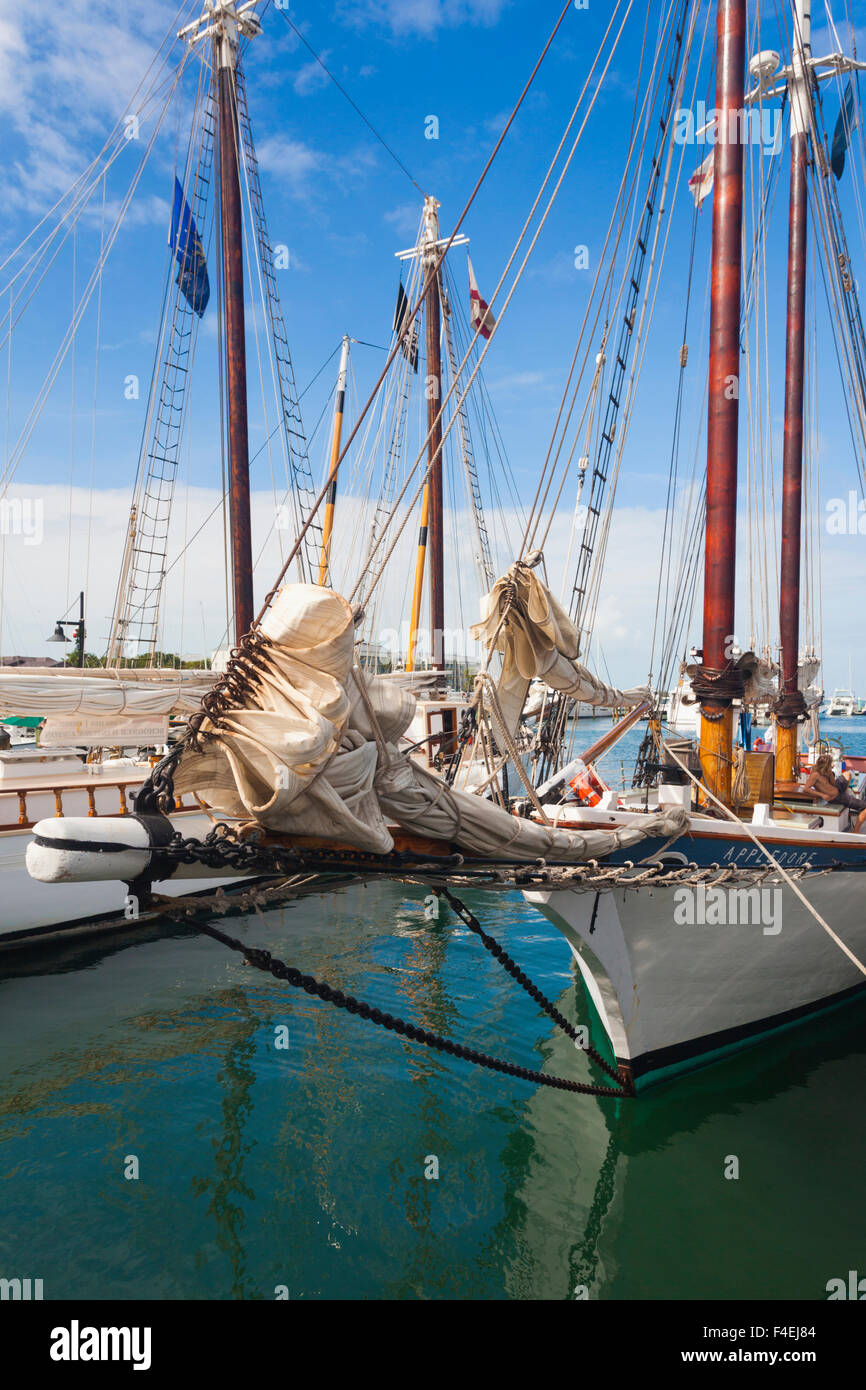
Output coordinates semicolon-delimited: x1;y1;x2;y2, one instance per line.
246;0;584;623
0;53;193;504
274;6;426;196
346;0;637;611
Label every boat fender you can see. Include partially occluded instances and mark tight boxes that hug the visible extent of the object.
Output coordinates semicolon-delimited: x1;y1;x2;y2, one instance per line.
25;816;167;885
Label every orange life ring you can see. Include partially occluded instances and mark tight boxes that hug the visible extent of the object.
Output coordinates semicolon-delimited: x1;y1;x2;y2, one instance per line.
569;765;606;806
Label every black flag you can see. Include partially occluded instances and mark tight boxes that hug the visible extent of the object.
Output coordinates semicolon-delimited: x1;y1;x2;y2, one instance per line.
832;80;858;180
393;280;419;371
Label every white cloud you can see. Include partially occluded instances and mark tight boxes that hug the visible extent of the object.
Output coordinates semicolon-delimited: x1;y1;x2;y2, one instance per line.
384;203;423;237
335;0;510;39
490;370;547;392
292;54;331;97
0;481;815;688
256;135;323;189
0;0;181;216
257;133;378;208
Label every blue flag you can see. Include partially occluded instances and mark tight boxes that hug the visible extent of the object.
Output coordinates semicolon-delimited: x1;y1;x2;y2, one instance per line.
831;80;858;180
169;176;209;316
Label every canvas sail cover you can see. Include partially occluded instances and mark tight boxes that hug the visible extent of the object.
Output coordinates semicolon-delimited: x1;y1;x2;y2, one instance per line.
172;584;684;859
0;672;215;718
470;561;650;738
737;651;778;704
798;655;822;707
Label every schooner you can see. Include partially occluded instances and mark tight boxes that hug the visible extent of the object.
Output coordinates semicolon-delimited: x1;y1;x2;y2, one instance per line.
23;0;866;1094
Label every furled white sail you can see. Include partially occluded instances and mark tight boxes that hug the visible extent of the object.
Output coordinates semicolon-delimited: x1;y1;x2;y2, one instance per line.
470;560;650;737
172;584;683;860
0;672;215;718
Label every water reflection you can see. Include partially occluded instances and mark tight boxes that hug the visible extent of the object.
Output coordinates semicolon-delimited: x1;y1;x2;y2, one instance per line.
0;878;863;1300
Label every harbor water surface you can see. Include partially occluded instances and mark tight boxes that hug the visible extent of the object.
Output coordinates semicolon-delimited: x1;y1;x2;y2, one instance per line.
1;718;865;1300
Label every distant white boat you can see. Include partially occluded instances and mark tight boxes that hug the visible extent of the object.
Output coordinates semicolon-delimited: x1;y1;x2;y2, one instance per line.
665;673;700;732
824;688;858;717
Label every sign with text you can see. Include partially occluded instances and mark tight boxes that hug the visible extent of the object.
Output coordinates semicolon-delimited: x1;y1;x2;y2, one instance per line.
40;717;169;747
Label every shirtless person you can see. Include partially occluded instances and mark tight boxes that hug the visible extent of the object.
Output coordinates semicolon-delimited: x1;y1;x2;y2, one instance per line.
803;754;866;832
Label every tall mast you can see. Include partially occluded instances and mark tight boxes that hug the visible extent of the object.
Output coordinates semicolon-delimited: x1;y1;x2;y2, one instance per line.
423;197;445;674
182;1;261;644
697;0;747;807
399;198;468;674
217;9;254;642
775;0;811;780
318;335;351;585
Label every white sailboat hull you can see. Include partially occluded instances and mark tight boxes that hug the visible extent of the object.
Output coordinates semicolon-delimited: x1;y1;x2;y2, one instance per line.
526;866;866;1090
0;811;244;949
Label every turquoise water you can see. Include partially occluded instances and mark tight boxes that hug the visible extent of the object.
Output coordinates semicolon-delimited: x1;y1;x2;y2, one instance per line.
1;718;865;1301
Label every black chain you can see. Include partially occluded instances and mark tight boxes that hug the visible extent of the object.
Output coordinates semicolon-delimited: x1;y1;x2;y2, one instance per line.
133;628;275;817
179;888;630;1099
433;886;626;1088
156;823;468;879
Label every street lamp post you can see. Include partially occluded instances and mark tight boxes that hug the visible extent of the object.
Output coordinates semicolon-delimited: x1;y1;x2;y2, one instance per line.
47;591;86;668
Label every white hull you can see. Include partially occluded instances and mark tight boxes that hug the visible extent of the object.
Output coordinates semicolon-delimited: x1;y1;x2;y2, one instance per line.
0;810;244;949
525;803;866;1089
823;689;858;717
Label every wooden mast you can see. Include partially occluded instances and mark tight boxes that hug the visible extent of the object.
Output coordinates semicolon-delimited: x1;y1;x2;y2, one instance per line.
697;0;747;807
406;485;430;673
215;4;256;643
406;196;446;675
424;197;445;676
318;335;351;585
776;0;812;781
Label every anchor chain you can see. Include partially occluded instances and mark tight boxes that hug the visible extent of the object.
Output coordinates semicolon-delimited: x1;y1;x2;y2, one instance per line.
133;627;273;816
432;886;626;1087
180;887;630;1099
152;823;831;890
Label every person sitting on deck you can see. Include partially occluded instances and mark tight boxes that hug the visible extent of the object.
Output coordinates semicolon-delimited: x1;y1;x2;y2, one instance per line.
803;754;866;831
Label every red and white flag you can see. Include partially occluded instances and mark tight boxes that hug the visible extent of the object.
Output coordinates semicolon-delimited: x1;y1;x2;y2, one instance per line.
688;151;714;208
468;256;496;339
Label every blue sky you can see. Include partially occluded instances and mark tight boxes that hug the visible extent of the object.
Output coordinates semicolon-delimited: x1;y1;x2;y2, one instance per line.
1;0;865;690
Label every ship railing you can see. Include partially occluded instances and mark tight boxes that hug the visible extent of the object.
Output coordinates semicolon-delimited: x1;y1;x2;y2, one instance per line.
0;782;197;832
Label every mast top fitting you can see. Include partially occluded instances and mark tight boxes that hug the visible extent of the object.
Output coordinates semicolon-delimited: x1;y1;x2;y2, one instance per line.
179;0;262;69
